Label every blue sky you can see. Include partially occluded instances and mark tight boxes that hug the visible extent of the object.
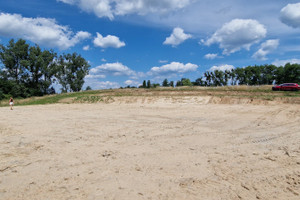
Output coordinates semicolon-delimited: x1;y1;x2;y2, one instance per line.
0;0;300;89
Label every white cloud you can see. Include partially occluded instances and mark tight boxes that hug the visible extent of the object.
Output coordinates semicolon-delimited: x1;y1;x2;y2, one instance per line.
58;0;192;20
205;19;267;55
280;3;300;28
93;32;125;48
252;39;279;61
204;53;219;60
89;62;136;77
272;59;300;67
163;27;192;47
85;74;106;79
58;0;114;19
148;62;198;77
83;45;90;50
101;58;107;62
85;80;120;89
97;81;120;89
209;64;234;72
0;13;91;50
58;0;76;4
124;80;140;86
159;60;168;64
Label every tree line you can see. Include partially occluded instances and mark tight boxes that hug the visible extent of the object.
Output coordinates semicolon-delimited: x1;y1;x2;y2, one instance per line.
140;63;300;88
2;39;300;100
197;64;300;87
0;39;90;100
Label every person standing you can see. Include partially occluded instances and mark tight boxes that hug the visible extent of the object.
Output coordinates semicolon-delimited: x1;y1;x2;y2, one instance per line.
9;97;14;110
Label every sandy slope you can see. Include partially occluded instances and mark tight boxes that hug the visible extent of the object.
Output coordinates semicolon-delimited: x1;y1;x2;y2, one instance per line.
0;97;299;200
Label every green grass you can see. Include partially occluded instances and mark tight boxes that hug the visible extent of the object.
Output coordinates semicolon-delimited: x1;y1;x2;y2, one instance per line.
1;86;300;107
0;89;114;106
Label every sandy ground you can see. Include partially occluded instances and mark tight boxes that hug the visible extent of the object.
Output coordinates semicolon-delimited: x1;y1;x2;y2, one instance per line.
0;96;300;200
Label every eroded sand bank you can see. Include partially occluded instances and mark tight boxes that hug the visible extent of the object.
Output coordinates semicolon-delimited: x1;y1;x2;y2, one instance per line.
0;97;299;199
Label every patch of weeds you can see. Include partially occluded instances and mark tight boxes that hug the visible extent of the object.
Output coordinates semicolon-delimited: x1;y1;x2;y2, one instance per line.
262;96;275;101
104;96;115;103
283;92;300;97
74;96;104;103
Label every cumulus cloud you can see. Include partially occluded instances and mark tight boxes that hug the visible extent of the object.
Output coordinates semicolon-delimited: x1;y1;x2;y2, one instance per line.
148;62;198;77
0;13;91;50
89;62;136;78
84;80;120;89
280;3;300;28
204;53;219;60
83;45;90;50
272;59;300;67
252;39;279;61
205;19;267;55
163;27;192;47
124;80;140;86
93;32;125;48
97;81;120;89
85;74;106;79
209;64;234;72
58;0;114;19
58;0;192;20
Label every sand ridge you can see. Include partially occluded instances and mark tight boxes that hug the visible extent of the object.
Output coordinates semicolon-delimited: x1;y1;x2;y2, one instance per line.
0;98;300;199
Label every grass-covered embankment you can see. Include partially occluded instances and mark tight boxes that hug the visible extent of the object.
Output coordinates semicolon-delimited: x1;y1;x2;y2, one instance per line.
1;85;300;106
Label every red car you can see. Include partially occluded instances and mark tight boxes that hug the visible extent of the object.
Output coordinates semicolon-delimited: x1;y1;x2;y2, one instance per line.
272;83;300;91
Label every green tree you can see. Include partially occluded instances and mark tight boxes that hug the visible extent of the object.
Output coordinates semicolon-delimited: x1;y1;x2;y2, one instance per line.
0;39;29;84
170;81;174;87
261;64;276;85
274;66;284;84
194;77;204;86
234;68;246;85
212;70;225;86
283;63;300;83
0;71;13;100
25;45;57;95
152;83;160;88
204;71;212;86
142;80;146;88
176;80;182;87
181;78;193;86
0;39;30;97
230;69;237;85
146;80;151;88
224;70;231;86
162;79;169;87
56;53;90;92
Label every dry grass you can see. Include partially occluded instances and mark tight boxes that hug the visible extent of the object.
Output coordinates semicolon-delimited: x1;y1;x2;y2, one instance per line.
1;85;300;106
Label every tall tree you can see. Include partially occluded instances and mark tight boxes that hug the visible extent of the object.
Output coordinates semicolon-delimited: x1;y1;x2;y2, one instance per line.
25;45;57;95
194;77;204;86
230;69;237;85
170;81;174;87
162;79;169;87
56;53;90;92
261;64;276;85
181;78;193;86
274;66;285;84
283;63;300;83
0;39;30;97
142;80;146;88
146;80;151;88
0;39;29;84
176;80;182;87
204;71;212;86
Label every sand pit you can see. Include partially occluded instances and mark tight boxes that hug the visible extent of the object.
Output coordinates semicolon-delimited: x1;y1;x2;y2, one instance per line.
0;96;300;199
